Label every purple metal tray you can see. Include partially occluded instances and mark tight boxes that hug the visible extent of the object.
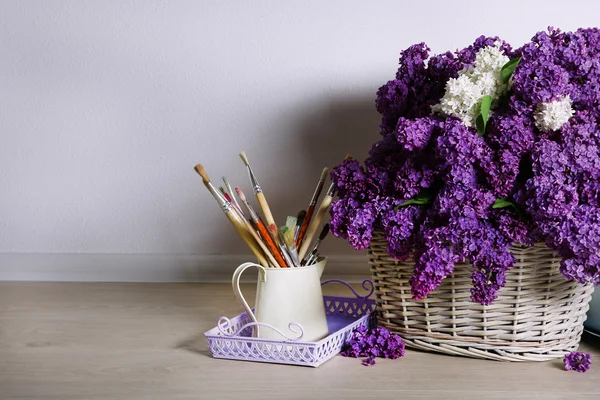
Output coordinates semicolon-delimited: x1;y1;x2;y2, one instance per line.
204;280;375;367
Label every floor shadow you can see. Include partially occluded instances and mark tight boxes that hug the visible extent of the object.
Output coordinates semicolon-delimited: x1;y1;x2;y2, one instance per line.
175;333;211;356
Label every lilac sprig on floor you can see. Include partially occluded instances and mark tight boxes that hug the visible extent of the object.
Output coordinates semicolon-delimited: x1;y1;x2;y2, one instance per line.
564;352;592;373
340;326;405;366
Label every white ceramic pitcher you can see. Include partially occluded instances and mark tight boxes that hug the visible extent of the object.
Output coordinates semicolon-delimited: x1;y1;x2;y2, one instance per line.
232;257;329;342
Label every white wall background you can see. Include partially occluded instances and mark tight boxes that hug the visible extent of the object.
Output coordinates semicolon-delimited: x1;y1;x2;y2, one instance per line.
1;0;598;280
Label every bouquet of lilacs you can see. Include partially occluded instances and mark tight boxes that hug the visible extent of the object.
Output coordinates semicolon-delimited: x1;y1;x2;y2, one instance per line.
330;28;600;305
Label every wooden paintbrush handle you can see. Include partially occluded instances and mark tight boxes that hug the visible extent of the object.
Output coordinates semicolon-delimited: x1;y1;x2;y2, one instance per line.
296;204;315;250
298;195;332;260
225;211;269;268
256;192;276;230
256;220;289;268
242;219;280;268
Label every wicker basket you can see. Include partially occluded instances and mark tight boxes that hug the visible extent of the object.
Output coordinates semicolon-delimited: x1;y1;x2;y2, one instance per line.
369;232;595;361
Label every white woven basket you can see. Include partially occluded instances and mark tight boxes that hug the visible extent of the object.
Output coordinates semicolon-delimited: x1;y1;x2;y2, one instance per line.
369;232;595;361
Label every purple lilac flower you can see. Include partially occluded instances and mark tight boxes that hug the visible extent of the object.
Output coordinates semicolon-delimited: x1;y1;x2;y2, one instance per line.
395;117;441;151
564;352;592;372
331;28;600;304
340;326;406;366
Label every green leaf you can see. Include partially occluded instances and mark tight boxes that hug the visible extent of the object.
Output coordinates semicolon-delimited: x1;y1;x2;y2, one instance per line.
476;95;492;137
500;57;521;84
492;198;516;209
395;189;434;211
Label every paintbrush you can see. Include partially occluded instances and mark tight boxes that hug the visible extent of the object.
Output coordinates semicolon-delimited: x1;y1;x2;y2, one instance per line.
269;224;295;268
236;187;289;268
285;216;297;240
239;151;278;235
296;167;329;250
298;182;335;260
222;176;242;212
298;156;351;259
218;185;246;220
280;226;300;266
301;223;329;265
293;210;306;244
194;164;269;268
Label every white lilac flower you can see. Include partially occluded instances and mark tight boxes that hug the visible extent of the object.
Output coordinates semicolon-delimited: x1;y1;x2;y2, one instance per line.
533;95;575;132
432;43;510;127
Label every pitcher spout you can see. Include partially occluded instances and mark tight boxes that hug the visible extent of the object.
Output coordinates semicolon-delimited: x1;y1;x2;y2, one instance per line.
315;257;327;278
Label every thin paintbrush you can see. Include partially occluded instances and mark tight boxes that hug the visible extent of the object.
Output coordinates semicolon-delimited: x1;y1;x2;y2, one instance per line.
219;186;246;220
222;176;242;212
193;164;269;268
293;210;306;244
236;187;289;268
301;223;329;265
296;167;329;250
239;151;278;235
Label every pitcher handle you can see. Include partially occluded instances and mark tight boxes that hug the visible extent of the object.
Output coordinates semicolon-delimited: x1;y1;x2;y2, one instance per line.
232;262;268;336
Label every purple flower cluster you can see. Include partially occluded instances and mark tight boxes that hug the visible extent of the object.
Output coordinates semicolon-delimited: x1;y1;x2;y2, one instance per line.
564;352;592;372
330;28;600;304
340;325;405;366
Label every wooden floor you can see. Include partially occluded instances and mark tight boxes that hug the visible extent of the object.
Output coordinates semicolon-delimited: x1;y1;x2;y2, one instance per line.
0;282;599;400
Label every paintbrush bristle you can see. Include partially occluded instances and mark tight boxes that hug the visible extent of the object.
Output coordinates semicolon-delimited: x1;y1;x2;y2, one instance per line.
219;186;226;194
281;226;294;247
297;210;306;225
319;223;330;241
345;154;353;160
284;232;294;247
194;164;210;183
286;216;297;230
235;187;247;202
239;151;250;166
319;167;329;182
267;224;277;235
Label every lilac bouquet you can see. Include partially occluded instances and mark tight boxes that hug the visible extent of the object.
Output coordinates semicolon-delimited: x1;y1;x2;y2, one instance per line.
331;28;600;305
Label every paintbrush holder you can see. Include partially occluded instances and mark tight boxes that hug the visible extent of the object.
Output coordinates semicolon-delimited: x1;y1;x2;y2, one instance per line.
231;257;329;342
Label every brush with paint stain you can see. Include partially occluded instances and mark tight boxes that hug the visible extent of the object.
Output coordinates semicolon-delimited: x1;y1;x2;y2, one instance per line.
235;187;290;268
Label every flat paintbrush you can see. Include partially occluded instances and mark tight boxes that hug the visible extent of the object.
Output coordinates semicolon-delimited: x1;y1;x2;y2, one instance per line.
280;226;300;266
236;187;289;268
269;224;295;268
296;167;329;250
194;164;269;268
239;151;278;235
293;210;306;244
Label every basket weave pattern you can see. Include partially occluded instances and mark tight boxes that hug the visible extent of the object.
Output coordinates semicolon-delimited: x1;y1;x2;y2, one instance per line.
369;232;595;361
